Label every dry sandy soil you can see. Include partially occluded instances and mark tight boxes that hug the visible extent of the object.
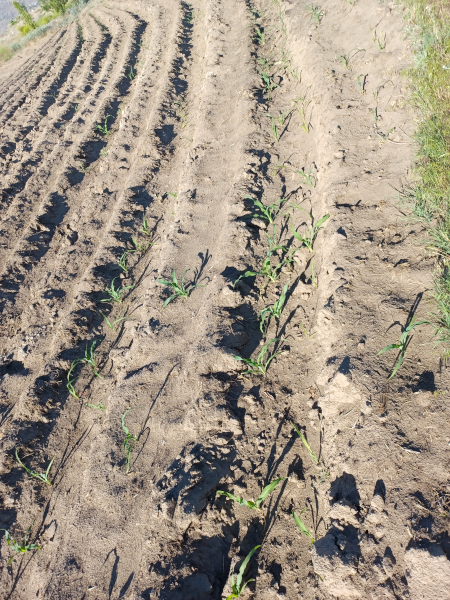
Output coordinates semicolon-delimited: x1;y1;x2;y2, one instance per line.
0;0;449;598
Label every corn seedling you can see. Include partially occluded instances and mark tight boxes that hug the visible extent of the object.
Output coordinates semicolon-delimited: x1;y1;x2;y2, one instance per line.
101;277;134;304
293;508;315;544
140;215;151;236
254;26;266;45
100;148;108;157
296;167;316;187
86;403;106;410
121;408;138;473
132;236;153;254
305;4;324;24
0;527;41;564
158;269;203;306
74;103;79;113
308;258;318;288
128;65;135;80
298;322;316;339
78;161;86;174
370;107;381;126
227;545;260;600
233;338;287;376
291;422;319;463
101;310;130;331
217;477;285;511
376;127;395;144
357;74;367;94
266;110;292;142
186;5;194;23
377;316;428;380
118;251;130;274
259;284;288;333
67;358;82;398
337;48;363;69
244;195;284;224
292;96;311;133
15;449;54;486
261;71;279;95
96;115;112;136
83;341;102;379
175;100;189;128
374;31;386;50
271;164;288;178
291;213;330;252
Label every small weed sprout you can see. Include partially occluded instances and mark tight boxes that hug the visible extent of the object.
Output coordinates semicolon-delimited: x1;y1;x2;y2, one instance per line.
290;213;330;252
132;236;153;254
86;403;106;410
15;449;54;486
259;284;288;333
296;167;316;187
377;316;428;380
305;4;324;24
83;341;102;379
140;215;151;235
0;527;41;564
293;508;315;544
100;148;108;158
217;477;286;510
67;359;82;398
337;48;363;69
128;65;135;80
96;115;112;136
291;422;319;463
101;278;134;304
244;195;284;224
227;545;260;599
266;110;292;142
121;408;138;473
233;338;287;376
158;269;204;306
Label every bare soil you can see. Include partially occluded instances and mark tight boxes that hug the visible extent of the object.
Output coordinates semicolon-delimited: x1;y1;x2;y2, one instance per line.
0;0;449;599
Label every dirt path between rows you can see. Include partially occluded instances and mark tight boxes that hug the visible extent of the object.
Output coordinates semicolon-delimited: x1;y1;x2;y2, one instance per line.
0;0;449;599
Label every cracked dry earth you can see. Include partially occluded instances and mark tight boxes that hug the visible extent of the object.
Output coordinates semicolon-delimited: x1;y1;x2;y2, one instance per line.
0;0;449;598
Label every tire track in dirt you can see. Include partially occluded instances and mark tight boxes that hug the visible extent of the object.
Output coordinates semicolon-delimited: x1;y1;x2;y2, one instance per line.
0;8;143;316
0;14;110;210
0;28;67;114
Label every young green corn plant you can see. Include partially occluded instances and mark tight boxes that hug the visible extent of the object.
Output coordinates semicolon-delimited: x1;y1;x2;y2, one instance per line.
296;167;316;187
86;403;106;410
67;358;82;398
217;477;286;511
227;545;260;600
291;422;319;464
15;449;54;486
131;236;154;254
174;100;189;128
291;213;330;253
266;110;292;142
244;195;284;224
261;71;279;95
101;309;131;332
253;26;265;45
377;316;428;380
128;65;135;80
158;269;203;306
83;341;102;379
292;96;311;133
121;408;138;474
118;251;130;274
233;338;287;376
96;115;112;136
0;527;41;564
140;215;151;236
293;508;315;544
101;277;134;304
305;4;324;24
259;284;288;333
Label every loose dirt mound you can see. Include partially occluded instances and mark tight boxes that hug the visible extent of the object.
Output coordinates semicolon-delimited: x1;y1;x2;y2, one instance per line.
0;0;448;599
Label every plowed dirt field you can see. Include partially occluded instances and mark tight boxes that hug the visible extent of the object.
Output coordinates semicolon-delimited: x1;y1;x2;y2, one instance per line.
0;1;449;599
